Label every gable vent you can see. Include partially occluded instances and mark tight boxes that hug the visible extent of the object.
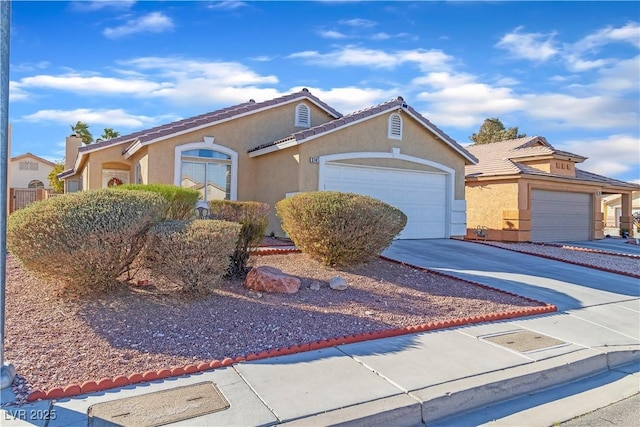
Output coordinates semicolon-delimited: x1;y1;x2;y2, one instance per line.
295;103;311;128
388;113;402;140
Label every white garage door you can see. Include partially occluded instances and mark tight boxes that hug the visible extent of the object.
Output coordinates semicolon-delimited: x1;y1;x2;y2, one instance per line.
531;190;591;242
323;163;447;239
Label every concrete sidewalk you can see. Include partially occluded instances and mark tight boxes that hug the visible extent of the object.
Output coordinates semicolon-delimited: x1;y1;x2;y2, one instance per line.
2;241;639;426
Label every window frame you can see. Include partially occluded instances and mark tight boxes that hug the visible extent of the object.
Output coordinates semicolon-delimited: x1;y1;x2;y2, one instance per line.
174;138;238;201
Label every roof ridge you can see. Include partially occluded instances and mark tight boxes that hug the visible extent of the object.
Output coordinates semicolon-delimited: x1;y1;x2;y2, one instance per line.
76;89;341;154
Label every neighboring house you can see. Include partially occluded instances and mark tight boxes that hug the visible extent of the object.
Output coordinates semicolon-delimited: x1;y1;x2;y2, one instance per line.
465;136;639;242
602;191;640;233
9;152;56;212
59;89;478;239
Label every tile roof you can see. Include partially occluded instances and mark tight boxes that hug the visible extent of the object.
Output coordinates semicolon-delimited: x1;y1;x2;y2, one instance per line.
76;89;342;155
248;96;478;164
60;89;342;178
11;152;57;166
465;136;639;190
465;136;586;177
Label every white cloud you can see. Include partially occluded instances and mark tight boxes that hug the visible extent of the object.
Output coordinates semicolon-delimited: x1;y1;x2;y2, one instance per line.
339;18;377;28
371;32;391;41
249;55;275;62
522;93;638;129
21;108;165;128
573;21;640;52
588;56;640;93
288;46;452;71
414;72;526;127
563;22;639;72
496;27;559;61
207;1;248;11
103;12;175;39
70;1;136;12
15;74;171;95
123;57;278;86
291;86;396;114
317;30;348;39
9;81;29;102
555;134;640;178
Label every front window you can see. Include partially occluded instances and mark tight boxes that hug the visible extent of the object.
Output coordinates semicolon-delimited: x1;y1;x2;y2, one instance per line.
181;149;231;201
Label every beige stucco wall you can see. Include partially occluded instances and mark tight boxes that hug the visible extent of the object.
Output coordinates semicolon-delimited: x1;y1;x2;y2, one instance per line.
466;179;520;241
466;175;611;242
145;101;332;200
297;111;467;199
10;155;54;189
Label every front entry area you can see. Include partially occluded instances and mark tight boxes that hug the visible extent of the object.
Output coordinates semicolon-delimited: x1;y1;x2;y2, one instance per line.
322;163;447;239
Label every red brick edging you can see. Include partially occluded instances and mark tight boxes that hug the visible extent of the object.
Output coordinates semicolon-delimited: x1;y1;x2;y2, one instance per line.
26;250;556;402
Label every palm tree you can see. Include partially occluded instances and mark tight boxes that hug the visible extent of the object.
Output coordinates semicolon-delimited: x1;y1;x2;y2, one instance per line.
97;128;120;142
70;121;94;145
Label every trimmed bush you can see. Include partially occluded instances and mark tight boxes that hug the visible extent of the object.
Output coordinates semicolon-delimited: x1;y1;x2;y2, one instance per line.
7;189;167;293
276;191;407;267
208;200;270;278
145;220;241;293
117;184;200;220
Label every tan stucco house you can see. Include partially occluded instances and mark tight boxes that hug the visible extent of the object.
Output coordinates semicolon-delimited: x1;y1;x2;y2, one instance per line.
464;136;639;242
59;89;477;239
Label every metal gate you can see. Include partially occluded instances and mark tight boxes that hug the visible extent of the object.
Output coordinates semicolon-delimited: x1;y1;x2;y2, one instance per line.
10;188;38;213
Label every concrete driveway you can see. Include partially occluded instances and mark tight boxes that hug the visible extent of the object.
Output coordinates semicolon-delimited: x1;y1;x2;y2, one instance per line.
382;239;640;312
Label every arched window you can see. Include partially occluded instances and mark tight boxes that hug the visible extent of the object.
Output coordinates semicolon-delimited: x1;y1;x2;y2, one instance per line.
181;149;232;201
388;113;403;140
28;180;45;189
295;103;311;128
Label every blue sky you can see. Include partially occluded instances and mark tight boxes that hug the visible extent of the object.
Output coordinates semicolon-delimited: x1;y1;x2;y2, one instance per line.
7;1;640;183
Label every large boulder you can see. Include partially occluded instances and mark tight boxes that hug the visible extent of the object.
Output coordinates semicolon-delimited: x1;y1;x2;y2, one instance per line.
245;266;301;294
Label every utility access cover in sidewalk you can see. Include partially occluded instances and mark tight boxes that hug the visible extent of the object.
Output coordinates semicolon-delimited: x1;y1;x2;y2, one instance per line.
484;330;566;353
87;381;230;427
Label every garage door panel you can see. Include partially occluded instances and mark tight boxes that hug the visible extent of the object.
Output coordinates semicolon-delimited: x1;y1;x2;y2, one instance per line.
323;163;447;239
531;190;591;242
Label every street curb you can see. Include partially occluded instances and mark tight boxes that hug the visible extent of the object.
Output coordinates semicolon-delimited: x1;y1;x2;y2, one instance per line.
24;252;556;403
284;348;639;426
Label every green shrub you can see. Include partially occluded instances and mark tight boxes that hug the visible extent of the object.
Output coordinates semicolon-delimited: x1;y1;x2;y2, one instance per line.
7;189;167;293
208;200;270;278
145;220;241;293
118;184;200;220
276;191;407;267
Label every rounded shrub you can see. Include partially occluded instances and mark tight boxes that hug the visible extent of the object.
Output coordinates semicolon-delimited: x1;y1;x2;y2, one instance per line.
144;220;241;294
276;191;407;267
117;184;200;220
208;200;270;278
7;189;167;293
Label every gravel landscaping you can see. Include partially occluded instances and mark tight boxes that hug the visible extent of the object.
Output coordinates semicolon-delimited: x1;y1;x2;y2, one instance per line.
481;241;640;276
5;240;636;405
5;249;543;404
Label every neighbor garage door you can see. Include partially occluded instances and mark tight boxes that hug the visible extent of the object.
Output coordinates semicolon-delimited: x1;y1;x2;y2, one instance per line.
323;163;447;239
531;190;591;242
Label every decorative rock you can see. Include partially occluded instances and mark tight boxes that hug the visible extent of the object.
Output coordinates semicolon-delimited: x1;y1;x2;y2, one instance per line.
309;281;321;291
329;276;348;291
245;266;301;294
